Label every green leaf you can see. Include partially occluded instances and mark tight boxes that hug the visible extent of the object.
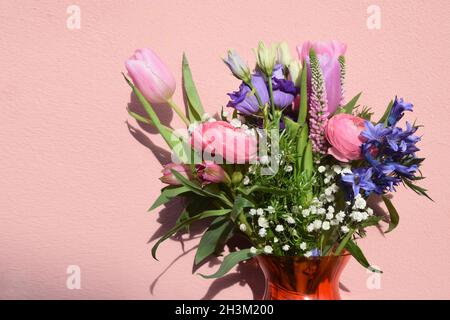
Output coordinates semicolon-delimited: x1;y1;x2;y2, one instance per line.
148;185;191;211
335;92;362;115
127;109;152;125
377;99;394;125
359;215;383;228
194;216;235;265
382;195;399;233
151;208;231;259
237;185;284;195
402;179;433;201
182;53;204;122
283;116;302;141
171;170;233;207
230;194;253;221
199;248;257;279
123;73;177;149
346;239;382;273
334;228;354;256
296;126;308;172
297;61;308;124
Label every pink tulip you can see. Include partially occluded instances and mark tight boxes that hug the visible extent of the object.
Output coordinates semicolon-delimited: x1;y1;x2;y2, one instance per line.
325;114;366;162
160;163;194;185
125;48;176;104
190;121;257;164
296;41;347;114
196;161;231;185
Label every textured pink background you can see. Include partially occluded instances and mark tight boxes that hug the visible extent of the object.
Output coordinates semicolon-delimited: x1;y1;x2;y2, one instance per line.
1;0;449;299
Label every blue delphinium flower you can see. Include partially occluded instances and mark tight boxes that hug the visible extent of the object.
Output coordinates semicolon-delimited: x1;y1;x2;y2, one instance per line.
387;97;413;126
354;103;421;196
341;167;377;196
227;74;269;115
361;121;390;142
310;248;321;257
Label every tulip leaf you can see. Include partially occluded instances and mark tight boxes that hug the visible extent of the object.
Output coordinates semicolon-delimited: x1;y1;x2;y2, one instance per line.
377;99;394;125
148;185;191;211
194;216;235;265
199;248;257;279
296;125;308;173
127;109;153;125
151;208;231;260
182;53;204;122
346;239;382;273
297;61;308;124
335;92;362;115
123;73;177;149
382;195;399;233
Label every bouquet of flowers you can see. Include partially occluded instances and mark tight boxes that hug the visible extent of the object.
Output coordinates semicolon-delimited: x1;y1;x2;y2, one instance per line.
124;40;429;280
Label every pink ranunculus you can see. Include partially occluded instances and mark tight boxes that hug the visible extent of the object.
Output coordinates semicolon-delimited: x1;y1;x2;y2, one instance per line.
160;163;194;185
125;48;176;104
196;161;231;185
190;121;257;164
325;114;366;162
296;41;347;114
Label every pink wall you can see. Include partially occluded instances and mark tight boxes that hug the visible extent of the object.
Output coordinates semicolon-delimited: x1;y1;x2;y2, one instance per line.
1;0;449;299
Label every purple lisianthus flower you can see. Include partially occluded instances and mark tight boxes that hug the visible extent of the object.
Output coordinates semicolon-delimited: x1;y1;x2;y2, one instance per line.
388;97;413;126
341;167;377;196
271;64;298;108
227;74;269;115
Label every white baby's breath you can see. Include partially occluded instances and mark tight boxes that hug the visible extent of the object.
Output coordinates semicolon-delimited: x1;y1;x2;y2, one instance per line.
263;245;273;254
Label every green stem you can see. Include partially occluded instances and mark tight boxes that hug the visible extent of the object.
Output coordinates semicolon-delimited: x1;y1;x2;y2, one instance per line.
267;78;275;120
168;98;190;126
247;81;264;108
298;61;308;124
237;212;253;238
334;228;355;256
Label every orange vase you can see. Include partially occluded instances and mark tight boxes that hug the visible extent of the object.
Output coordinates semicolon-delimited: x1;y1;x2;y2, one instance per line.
257;254;350;300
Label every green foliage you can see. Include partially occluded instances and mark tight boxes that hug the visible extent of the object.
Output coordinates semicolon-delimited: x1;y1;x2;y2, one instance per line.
297;61;308;124
346;239;382;273
151;208;231;260
334;92;362;115
182;54;204;121
149;185;191;211
194;216;235;265
199;248;258;279
382;195;399;233
123;74;176;149
377;99;394;126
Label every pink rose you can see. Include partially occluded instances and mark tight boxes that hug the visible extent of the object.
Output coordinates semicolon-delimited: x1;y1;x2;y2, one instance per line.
326;114;366;162
160;163;194;185
190;121;257;164
125;48;176;104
